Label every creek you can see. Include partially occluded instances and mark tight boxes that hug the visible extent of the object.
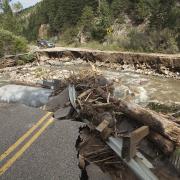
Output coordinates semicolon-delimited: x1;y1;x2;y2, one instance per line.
0;63;179;108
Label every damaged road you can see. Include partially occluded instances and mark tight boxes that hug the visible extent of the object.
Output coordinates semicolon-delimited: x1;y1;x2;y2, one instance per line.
0;103;83;180
0;67;180;179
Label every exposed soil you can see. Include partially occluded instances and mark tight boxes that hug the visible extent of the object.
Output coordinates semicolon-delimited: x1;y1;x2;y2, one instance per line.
37;47;180;78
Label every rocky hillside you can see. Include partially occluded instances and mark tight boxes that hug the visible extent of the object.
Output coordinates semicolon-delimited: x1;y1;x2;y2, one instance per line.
2;0;180;54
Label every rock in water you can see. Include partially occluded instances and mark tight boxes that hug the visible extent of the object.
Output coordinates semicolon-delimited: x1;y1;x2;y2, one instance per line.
0;85;53;107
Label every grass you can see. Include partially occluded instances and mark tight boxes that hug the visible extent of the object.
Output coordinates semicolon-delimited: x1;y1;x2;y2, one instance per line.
57;40;123;51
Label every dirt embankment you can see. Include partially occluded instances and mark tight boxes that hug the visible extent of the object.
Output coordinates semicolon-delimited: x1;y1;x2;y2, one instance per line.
37;47;180;74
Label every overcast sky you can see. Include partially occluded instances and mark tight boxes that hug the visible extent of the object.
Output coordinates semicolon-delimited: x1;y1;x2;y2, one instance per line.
11;0;41;9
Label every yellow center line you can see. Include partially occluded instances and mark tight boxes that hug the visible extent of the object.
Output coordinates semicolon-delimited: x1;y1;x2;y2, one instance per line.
0;112;52;162
0;117;54;176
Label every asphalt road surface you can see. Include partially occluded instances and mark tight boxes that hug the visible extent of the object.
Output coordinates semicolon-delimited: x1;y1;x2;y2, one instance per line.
0;103;82;180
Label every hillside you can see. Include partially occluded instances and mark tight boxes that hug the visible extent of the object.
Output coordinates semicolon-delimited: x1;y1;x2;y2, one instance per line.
1;0;180;54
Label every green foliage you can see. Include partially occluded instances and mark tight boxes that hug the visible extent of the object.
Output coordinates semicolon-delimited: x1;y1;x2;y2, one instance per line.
79;6;94;32
149;0;177;30
111;0;130;18
21;0;98;40
1;0;12;14
0;29;28;57
1;14;21;34
60;27;79;44
121;29;151;52
14;0;179;53
11;1;23;12
19;53;35;63
119;28;179;53
134;0;151;22
0;0;22;35
149;29;179;53
91;0;111;41
17;53;35;65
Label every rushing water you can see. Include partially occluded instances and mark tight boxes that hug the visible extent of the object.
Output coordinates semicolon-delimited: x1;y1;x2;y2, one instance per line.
0;63;179;107
51;63;180;106
102;70;180;106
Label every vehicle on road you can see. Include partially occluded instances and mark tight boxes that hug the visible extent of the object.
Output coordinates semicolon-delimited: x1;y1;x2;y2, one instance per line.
37;40;55;48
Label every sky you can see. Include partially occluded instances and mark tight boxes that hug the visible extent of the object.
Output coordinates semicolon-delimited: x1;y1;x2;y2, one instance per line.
11;0;41;9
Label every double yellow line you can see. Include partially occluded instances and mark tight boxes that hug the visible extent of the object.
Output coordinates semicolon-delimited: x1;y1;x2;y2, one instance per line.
0;112;54;176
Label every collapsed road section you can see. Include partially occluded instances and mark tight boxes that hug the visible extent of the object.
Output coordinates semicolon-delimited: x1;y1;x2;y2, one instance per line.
47;71;179;180
36;47;180;79
0;103;82;180
1;71;178;179
0;48;180;179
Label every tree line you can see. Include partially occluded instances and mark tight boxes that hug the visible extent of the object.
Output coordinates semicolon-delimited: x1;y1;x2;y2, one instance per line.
0;0;180;53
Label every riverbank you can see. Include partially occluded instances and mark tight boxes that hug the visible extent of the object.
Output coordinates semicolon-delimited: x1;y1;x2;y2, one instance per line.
37;47;180;79
0;57;180;107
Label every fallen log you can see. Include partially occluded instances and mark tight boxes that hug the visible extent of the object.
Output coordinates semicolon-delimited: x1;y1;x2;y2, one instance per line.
80;104;174;154
149;132;174;155
96;87;180;145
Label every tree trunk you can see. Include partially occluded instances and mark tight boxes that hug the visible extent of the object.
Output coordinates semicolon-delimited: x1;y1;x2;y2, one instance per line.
149;132;174;155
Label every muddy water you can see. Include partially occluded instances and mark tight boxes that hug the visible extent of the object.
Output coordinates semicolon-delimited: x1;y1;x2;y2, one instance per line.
102;69;180;106
52;63;180;106
0;62;179;106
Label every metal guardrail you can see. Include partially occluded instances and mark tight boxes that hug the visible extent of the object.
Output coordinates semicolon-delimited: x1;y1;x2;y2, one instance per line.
69;85;158;180
107;137;158;180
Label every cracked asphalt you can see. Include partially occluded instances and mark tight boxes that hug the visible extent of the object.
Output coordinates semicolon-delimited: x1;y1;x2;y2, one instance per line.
0;103;82;180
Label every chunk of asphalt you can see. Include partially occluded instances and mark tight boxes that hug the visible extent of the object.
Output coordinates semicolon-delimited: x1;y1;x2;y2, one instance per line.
54;106;73;119
45;87;69;112
38;79;61;91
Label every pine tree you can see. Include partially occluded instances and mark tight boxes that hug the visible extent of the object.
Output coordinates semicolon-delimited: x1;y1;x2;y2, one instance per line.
79;6;94;32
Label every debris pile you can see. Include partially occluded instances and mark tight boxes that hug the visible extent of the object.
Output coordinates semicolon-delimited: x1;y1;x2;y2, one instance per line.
43;70;180;179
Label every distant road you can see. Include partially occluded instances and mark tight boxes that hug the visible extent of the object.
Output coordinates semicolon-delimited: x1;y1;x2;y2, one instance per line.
36;46;180;58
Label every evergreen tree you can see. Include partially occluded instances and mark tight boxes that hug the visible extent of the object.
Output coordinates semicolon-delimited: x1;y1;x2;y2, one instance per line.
92;0;111;41
111;0;130;18
2;0;12;14
149;0;177;30
12;1;23;13
79;6;94;32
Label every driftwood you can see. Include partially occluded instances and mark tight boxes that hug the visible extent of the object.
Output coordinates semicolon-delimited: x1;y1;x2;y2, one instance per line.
81;103;174;154
149;132;174;155
96;87;180;145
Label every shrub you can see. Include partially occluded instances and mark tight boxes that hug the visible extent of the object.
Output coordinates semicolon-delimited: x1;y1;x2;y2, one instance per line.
134;0;151;23
19;53;36;63
121;29;151;52
0;29;28;57
60;27;79;44
147;29;179;53
118;28;179;53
